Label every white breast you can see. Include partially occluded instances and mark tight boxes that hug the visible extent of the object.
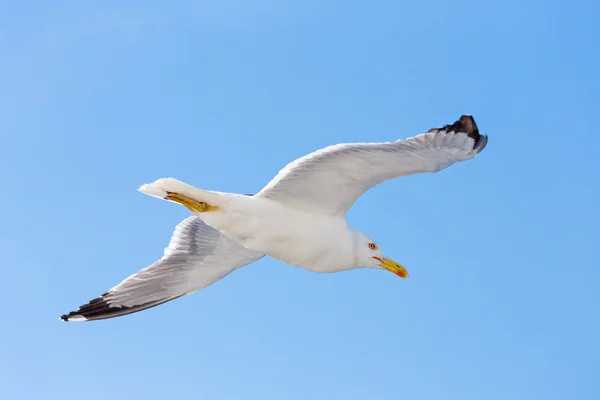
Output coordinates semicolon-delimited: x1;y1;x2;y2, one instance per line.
198;196;356;273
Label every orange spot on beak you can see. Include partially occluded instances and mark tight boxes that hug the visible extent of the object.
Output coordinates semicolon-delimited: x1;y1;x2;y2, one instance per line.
374;256;409;279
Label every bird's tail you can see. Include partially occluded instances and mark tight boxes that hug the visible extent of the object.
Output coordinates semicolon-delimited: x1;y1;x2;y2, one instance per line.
138;177;231;209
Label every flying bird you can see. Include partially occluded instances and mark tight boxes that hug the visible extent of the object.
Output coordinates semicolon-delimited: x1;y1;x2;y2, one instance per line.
61;115;488;322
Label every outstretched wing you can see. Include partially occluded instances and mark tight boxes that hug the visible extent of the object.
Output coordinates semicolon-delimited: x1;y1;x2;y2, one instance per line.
60;216;264;322
257;115;488;216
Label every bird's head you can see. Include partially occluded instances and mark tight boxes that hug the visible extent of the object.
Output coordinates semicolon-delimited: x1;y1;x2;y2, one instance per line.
354;231;408;278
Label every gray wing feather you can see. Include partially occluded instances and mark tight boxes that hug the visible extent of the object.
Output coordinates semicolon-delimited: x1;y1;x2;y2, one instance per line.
61;216;264;321
257;115;487;216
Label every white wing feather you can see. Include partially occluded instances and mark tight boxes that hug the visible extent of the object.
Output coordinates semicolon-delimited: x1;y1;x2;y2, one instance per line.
61;216;264;321
257;116;487;216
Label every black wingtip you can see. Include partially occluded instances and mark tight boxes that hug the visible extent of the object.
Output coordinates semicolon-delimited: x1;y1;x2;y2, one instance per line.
428;114;487;153
60;292;186;322
60;310;87;322
60;292;113;322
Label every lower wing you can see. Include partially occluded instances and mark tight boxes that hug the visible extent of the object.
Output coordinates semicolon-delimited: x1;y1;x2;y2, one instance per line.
60;216;264;322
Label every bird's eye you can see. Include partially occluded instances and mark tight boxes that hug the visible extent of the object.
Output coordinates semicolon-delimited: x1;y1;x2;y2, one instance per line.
368;243;377;250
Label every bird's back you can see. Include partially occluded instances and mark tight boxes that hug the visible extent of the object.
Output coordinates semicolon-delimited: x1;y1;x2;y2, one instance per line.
200;195;356;273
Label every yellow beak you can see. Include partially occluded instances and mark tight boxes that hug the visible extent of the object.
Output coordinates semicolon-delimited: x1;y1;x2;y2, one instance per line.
374;257;409;278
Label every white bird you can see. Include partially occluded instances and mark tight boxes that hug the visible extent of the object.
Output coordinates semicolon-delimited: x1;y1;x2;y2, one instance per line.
61;115;487;322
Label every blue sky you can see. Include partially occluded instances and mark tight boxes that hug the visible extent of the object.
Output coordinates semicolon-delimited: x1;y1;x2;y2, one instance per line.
1;1;599;399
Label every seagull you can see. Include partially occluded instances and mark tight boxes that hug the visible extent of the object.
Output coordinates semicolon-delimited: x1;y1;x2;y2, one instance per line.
61;115;487;322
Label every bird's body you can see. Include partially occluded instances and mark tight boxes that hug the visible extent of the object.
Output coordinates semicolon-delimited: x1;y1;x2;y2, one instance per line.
61;115;488;322
169;189;357;273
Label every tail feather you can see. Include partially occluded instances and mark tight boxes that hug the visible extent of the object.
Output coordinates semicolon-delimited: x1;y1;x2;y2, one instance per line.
138;178;226;207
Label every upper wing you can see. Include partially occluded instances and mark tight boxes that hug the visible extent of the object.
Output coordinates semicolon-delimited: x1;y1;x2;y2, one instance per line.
257;115;488;216
60;216;264;322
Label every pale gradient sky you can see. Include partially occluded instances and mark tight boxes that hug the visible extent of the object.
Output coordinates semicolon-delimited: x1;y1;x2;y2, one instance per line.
1;1;599;399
